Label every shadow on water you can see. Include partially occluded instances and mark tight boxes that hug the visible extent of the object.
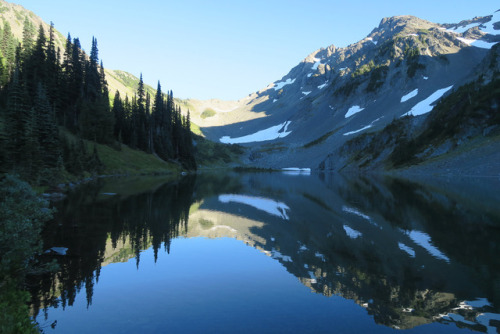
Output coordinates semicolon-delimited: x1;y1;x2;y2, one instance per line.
29;172;500;332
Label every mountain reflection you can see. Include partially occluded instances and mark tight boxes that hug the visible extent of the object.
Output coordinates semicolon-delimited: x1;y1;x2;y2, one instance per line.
30;172;500;332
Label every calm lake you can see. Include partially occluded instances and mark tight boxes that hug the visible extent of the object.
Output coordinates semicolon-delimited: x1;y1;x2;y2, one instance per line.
30;171;500;333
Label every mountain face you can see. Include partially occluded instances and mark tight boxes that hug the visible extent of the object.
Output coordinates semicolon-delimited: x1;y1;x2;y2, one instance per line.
197;11;500;172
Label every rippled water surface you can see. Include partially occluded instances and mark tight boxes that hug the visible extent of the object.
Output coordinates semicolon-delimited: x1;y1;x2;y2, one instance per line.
31;172;500;333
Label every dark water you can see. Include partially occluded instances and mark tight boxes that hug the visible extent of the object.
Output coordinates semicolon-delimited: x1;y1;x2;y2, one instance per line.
30;172;500;333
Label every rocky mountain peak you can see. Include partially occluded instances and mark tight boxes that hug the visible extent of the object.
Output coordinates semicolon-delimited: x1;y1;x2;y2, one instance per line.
197;10;500;171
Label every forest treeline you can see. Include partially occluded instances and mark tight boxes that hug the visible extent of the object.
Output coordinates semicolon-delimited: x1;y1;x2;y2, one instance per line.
0;19;196;185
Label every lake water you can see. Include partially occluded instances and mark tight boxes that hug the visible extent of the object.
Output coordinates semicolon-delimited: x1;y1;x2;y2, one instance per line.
30;172;500;333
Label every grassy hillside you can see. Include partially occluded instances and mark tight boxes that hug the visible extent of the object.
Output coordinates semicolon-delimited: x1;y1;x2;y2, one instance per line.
61;129;181;179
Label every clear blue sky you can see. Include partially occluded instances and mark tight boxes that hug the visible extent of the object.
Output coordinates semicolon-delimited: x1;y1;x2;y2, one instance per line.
11;0;500;100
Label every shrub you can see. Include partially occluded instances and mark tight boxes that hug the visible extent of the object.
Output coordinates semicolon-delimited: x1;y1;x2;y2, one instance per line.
0;174;53;333
200;108;216;119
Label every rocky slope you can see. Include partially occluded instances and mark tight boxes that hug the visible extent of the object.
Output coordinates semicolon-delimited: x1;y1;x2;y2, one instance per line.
196;11;500;172
320;42;500;175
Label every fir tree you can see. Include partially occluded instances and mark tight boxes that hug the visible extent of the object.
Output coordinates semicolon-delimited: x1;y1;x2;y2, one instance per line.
1;22;16;86
34;84;61;171
4;69;30;170
21;17;35;64
45;22;59;111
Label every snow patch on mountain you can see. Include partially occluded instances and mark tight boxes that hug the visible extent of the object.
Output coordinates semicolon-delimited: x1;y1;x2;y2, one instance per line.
343;125;373;136
480;11;500;35
343;117;382;136
345;105;364;118
344;225;362;239
271;248;292;262
446;11;500;36
318;82;328;89
311;57;322;71
457;37;498;49
402;86;453;116
220;121;292;144
273;78;296;91
446;22;480;34
401;89;419;102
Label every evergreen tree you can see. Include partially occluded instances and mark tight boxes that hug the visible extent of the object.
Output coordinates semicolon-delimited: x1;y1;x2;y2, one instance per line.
1;21;16;86
34;84;61;171
4;69;30;170
21;17;35;64
30;24;47;90
60;33;73;123
112;90;125;144
45;22;59;111
66;37;84;131
22;105;42;181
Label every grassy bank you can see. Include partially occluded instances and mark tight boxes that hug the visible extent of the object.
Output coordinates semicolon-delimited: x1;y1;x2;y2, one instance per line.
61;129;182;182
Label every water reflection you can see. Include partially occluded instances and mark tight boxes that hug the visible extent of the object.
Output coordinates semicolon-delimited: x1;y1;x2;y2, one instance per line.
30;172;500;332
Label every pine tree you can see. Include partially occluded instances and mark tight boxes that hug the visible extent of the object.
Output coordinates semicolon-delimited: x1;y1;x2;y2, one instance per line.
31;24;46;87
4;69;30;170
60;33;73;123
34;84;61;171
1;21;17;86
98;61;114;144
66;37;84;131
21;17;35;64
22;105;41;180
45;22;59;111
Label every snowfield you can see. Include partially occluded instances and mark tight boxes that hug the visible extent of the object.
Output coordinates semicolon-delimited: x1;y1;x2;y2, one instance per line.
446;11;500;36
343;225;362;239
343;117;382;136
273;78;296;91
402;86;453;116
400;88;418;102
457;37;498;49
317;82;328;89
311;57;322;71
220;121;292;144
344;105;364;118
343;124;373;136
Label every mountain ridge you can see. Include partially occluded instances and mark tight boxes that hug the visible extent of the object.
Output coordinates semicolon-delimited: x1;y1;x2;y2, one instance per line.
194;10;499;173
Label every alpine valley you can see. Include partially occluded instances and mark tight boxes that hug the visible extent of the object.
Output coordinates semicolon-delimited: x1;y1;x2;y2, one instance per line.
2;3;500;333
3;0;498;174
187;10;500;175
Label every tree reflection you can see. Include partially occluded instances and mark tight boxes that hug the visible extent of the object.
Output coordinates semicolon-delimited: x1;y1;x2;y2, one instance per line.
29;175;197;317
